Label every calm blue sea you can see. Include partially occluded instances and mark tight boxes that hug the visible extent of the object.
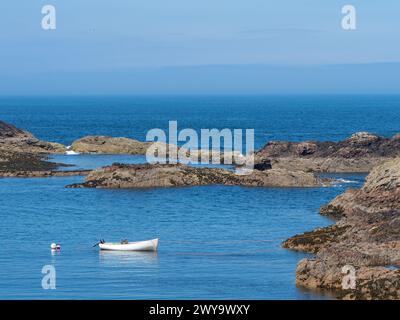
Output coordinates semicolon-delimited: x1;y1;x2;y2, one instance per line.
0;95;398;299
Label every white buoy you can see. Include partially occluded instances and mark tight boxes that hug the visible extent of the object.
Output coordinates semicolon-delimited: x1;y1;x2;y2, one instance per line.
50;243;57;250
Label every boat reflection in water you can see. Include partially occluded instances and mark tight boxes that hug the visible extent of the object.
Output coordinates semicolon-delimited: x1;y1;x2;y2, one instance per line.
99;250;159;266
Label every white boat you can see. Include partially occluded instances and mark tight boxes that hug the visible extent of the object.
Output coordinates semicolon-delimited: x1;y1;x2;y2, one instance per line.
99;239;159;252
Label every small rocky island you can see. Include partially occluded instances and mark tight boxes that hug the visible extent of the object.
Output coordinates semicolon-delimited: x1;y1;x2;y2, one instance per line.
66;163;324;188
283;158;400;299
255;132;400;173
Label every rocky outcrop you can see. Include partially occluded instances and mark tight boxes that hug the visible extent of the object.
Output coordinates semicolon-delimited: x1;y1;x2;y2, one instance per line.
0;149;88;177
0;120;70;175
296;260;400;300
284;158;400;299
0;150;60;172
282;225;350;254
0;169;90;178
71;136;155;155
0;120;66;154
66;163;325;189
256;132;400;173
320;158;400;218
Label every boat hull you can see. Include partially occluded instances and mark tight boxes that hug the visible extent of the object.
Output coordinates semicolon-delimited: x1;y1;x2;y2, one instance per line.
99;239;159;251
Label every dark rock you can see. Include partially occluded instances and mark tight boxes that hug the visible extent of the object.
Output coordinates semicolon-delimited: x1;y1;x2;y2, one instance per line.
296;142;317;156
253;159;272;171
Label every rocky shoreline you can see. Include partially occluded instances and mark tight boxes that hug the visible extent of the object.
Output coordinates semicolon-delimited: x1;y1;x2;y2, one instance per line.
283;158;400;299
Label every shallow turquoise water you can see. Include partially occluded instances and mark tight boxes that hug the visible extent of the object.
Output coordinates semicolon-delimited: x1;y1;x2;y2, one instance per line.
0;95;396;299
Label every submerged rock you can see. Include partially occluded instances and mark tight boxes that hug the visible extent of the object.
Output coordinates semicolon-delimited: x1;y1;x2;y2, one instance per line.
284;158;400;299
66;163;325;189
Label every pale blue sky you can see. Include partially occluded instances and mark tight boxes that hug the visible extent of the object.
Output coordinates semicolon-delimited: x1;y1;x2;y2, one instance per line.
0;1;399;94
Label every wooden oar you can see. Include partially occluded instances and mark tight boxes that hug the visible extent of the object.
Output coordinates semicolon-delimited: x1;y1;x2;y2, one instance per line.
93;239;105;247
